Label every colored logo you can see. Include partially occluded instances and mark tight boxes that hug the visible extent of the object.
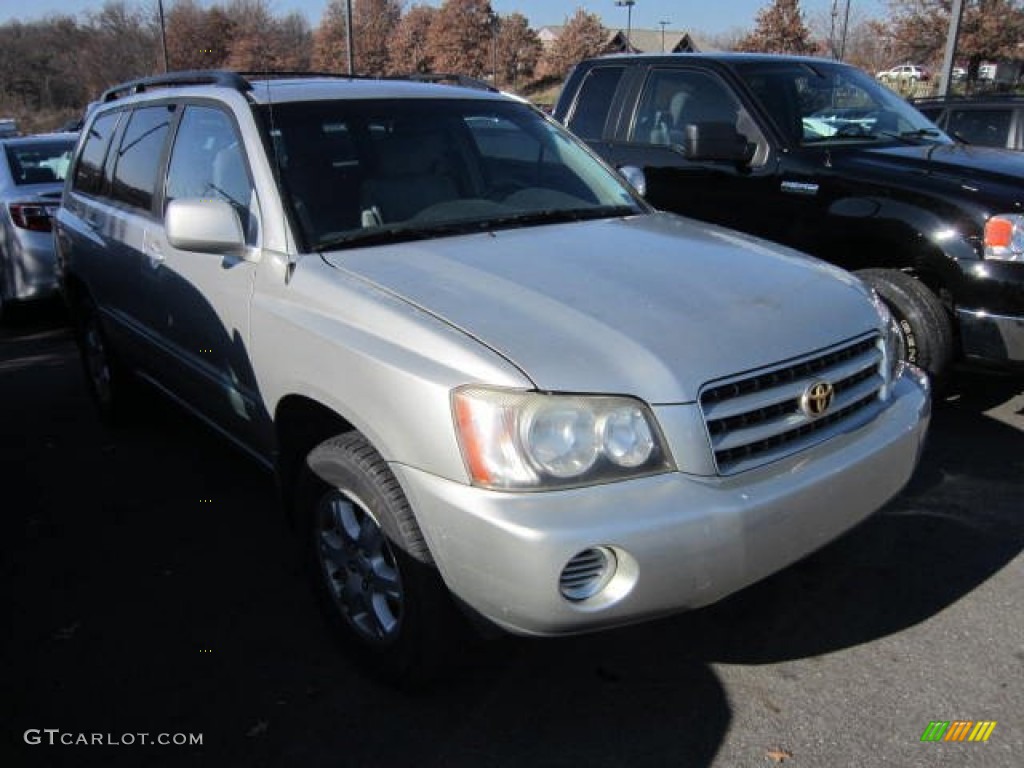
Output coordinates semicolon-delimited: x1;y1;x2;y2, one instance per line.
921;721;997;742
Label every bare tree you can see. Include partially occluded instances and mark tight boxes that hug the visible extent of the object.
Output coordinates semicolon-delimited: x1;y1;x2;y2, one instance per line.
273;11;313;71
735;0;819;54
313;0;351;73
353;0;402;77
426;0;496;78
388;4;436;74
539;8;607;80
495;12;541;89
166;0;235;71
81;1;161;92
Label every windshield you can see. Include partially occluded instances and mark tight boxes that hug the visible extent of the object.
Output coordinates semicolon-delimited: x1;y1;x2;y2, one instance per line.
4;139;75;185
734;60;953;148
260;98;643;251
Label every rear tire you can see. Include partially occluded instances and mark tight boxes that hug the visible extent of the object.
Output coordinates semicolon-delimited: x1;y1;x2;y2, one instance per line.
73;296;135;424
299;432;466;686
856;268;954;383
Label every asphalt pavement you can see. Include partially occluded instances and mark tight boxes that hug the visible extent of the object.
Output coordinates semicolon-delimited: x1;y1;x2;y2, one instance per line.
2;303;1021;767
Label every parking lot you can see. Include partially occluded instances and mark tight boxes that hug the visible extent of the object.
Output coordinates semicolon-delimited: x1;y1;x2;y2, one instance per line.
2;304;1022;768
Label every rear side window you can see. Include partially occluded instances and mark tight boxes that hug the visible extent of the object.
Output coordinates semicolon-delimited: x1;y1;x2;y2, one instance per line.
110;105;174;212
946;108;1013;148
72;111;119;195
567;67;625;140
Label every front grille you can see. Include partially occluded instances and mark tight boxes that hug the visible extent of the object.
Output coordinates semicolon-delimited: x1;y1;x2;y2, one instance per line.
700;335;886;475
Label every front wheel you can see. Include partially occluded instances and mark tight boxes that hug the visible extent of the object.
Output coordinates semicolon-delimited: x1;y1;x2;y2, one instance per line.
856;268;954;382
299;432;465;685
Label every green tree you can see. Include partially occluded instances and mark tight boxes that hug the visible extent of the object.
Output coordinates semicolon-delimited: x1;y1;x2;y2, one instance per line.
736;0;818;54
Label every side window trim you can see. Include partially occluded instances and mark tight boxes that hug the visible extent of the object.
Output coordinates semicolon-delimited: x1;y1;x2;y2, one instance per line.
567;65;628;141
108;101;177;217
626;66;769;167
70;109;125;199
164;100;260;246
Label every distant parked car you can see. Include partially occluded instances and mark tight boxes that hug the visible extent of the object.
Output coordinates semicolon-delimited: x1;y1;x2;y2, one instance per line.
877;64;930;82
914;95;1023;151
0;132;77;320
0;118;18;138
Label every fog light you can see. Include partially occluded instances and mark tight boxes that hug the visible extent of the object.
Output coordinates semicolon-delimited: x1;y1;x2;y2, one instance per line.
559;547;617;601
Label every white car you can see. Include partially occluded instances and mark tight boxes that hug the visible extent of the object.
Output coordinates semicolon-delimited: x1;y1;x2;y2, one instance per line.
877;64;930;82
55;71;930;683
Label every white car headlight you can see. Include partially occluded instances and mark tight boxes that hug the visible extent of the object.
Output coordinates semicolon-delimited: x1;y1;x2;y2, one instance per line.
984;214;1024;262
453;386;674;490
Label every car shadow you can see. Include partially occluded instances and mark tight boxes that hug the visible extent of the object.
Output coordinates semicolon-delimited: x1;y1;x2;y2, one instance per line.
2;289;733;768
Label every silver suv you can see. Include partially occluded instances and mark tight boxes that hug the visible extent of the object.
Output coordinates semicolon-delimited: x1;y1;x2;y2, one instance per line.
55;72;930;681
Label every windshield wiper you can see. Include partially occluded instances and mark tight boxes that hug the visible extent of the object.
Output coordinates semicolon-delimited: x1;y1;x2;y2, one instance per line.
315;221;484;251
485;205;639;229
314;206;639;251
878;128;944;144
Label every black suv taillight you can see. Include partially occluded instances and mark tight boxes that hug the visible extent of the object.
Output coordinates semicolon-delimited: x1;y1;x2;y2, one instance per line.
9;202;58;232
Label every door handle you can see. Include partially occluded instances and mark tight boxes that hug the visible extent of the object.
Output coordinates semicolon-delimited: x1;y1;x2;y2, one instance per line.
145;236;165;262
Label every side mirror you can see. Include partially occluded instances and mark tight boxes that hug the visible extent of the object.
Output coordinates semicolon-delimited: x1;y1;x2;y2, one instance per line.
618;165;647;197
165;198;244;254
681;121;752;163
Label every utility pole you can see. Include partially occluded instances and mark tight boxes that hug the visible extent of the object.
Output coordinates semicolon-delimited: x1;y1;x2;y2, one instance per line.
938;0;965;96
615;1;636;53
659;20;670;53
345;0;354;75
839;0;852;61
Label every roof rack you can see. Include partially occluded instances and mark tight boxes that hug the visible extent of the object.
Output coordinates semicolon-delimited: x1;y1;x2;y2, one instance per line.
99;68;499;105
236;71;375;82
101;70;251;102
395;73;498;92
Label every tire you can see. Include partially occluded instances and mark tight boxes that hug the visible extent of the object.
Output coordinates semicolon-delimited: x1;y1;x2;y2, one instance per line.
73;296;135;424
856;268;954;382
299;432;465;685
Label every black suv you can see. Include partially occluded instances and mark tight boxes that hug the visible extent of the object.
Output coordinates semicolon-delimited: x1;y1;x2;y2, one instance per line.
913;94;1023;151
554;54;1024;381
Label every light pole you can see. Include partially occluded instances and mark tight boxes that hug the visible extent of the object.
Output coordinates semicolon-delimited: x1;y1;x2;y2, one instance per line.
614;0;636;54
157;0;169;72
659;20;670;53
344;0;354;75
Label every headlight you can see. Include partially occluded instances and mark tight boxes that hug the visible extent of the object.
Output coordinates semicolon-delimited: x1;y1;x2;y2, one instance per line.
984;214;1024;262
869;289;904;398
452;386;674;490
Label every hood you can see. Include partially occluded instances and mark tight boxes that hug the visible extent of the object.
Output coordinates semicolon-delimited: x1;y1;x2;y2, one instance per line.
837;143;1024;207
323;213;879;403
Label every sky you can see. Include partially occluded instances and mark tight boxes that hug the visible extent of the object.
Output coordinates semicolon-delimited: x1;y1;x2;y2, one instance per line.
0;0;888;37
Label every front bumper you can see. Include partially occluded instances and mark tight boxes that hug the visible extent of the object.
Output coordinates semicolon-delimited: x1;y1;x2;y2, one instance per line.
394;371;930;636
958;308;1024;367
